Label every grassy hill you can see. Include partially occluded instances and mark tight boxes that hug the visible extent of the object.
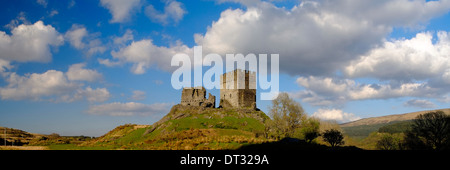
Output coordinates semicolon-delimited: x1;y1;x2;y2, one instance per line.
340;108;450;139
0;127;93;150
6;107;449;150
341;108;450;127
338;108;450;150
0;126;37;146
80;104;271;150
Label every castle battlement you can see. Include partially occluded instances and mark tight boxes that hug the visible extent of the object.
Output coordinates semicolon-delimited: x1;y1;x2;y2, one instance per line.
219;69;256;109
220;69;256;90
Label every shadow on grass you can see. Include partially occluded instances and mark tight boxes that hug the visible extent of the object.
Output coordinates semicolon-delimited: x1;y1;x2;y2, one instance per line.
238;137;363;151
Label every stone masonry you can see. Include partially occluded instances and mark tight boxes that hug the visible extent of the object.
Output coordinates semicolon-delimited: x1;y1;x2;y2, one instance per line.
179;69;256;110
219;69;256;109
180;87;215;108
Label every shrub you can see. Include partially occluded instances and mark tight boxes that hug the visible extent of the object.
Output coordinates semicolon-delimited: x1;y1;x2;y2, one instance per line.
403;111;450;150
322;129;344;147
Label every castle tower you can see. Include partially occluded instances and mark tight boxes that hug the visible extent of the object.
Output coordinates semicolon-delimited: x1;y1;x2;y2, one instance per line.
219;69;256;109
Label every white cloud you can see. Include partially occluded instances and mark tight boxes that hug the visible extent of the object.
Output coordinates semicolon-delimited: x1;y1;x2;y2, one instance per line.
98;58;122;67
403;99;437;108
100;0;142;23
64;24;106;56
86;102;171;116
0;65;109;103
75;87;110;103
68;0;76;8
296;76;352;96
294;76;443;106
312;108;360;123
154;80;163;85
66;63;102;82
345;31;450;81
113;29;134;46
145;0;186;25
107;39;192;74
216;0;261;7
65;25;87;49
130;90;146;100
0;21;63;63
0;59;13;77
318;0;450;27
101;0;450;77
195;0;450;76
0;70;79;101
4;12;30;30
48;10;58;17
37;0;48;8
291;30;450;107
86;39;106;56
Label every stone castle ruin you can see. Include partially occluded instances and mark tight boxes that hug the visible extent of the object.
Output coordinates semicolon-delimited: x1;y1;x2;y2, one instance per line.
179;69;257;110
181;87;215;108
219;69;256;109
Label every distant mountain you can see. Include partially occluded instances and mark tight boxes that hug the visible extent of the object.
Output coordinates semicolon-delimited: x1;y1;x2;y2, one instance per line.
340;108;450;139
341;108;450;127
0;127;93;149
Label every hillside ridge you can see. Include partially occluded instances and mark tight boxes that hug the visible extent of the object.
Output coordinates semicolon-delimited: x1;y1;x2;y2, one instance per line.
81;104;270;149
341;108;450;127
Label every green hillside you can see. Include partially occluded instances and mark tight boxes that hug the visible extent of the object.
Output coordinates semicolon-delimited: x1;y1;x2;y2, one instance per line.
341;121;407;139
80;105;271;150
341;108;450;139
377;120;413;134
0;126;37;146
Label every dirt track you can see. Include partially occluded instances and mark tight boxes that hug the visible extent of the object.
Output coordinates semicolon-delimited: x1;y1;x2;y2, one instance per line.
0;146;48;150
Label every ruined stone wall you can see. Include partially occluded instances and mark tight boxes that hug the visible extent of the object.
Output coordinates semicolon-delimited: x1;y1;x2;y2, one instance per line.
181;87;215;107
220;69;256;109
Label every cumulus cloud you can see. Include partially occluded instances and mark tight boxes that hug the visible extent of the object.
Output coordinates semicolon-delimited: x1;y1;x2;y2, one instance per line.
145;0;186;25
101;0;450;78
290;30;450;107
65;24;87;49
312;108;360;123
0;21;63;63
64;24;106;56
0;65;109;103
4;12;30;30
130;90;146;101
113;29;134;46
36;0;48;8
293;76;443;106
216;0;261;7
345;31;450;81
66;63;102;82
100;0;142;23
86;102;171;116
48;10;59;17
195;0;450;76
74;87;110;103
0;70;79;101
0;59;13;77
105;39;192;74
403;99;437;108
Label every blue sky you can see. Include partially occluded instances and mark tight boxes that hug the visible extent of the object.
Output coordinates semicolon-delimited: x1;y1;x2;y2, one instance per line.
1;0;450;136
